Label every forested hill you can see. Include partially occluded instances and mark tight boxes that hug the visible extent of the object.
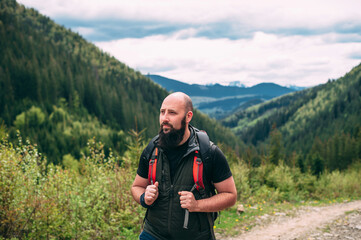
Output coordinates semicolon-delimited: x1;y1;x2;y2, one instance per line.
222;63;361;172
0;0;240;164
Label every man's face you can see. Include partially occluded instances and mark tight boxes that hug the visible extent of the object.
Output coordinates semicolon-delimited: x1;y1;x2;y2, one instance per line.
159;95;187;133
158;95;189;148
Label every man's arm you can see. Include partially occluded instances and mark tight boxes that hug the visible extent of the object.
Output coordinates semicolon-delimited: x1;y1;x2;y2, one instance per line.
179;176;237;212
131;174;159;206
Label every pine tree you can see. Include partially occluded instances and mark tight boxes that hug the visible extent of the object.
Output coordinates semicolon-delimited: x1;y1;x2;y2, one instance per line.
269;124;284;165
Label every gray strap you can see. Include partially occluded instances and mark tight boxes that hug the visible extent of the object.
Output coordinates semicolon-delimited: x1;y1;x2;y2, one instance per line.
183;184;197;229
183;210;190;229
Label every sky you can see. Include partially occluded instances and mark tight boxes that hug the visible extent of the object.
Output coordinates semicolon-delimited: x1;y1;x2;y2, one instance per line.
17;0;361;87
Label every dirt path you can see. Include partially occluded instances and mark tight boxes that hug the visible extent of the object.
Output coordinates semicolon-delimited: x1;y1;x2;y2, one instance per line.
224;200;361;240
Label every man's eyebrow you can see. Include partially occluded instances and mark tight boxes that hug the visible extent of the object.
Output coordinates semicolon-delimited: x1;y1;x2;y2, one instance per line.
160;108;177;112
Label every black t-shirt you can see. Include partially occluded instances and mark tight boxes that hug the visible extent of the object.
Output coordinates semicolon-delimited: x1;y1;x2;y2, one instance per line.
137;133;232;184
162;139;190;180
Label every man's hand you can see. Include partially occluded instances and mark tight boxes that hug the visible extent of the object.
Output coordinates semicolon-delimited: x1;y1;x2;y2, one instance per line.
179;191;198;212
144;181;159;205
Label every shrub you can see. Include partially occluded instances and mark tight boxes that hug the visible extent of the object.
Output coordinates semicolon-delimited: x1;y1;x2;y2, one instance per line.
230;159;251;201
0;133;143;239
314;164;361;199
13;106;46;129
265;163;298;201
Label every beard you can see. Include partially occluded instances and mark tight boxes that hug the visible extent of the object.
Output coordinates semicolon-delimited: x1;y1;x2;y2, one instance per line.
158;116;187;149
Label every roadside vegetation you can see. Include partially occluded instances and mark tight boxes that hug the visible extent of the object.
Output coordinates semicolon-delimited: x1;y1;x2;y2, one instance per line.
1;131;360;239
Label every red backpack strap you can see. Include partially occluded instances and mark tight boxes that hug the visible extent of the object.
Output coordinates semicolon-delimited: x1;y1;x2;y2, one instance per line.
148;147;158;185
185;150;207;230
192;150;205;192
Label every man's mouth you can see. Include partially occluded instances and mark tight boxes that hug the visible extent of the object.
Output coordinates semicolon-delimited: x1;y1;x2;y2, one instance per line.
162;124;172;133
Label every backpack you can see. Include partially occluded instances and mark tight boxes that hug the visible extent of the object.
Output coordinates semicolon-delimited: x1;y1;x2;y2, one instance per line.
148;129;214;190
146;128;218;239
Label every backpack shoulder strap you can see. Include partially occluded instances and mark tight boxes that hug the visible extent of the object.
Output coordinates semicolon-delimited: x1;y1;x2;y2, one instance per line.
193;129;215;194
144;135;159;185
148;147;158;185
195;130;212;163
143;135;158;160
186;128;218;239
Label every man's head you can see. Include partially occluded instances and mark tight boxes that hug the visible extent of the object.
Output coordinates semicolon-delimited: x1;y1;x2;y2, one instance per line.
158;92;193;148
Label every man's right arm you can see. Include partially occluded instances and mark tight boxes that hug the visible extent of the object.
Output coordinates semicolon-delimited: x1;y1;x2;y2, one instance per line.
131;174;159;206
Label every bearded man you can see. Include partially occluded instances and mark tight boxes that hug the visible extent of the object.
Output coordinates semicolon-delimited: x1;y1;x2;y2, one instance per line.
131;92;237;240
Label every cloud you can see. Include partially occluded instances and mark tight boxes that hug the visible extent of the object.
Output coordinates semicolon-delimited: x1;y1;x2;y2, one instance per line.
95;31;361;87
55;17;190;41
18;0;361;87
19;0;361;37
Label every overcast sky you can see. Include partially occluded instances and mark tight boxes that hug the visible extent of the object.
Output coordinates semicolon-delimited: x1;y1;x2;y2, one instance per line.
18;0;361;87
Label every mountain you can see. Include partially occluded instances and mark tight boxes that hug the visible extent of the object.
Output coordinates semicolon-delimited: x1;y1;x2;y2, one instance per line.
146;74;296;119
0;0;241;164
222;63;361;172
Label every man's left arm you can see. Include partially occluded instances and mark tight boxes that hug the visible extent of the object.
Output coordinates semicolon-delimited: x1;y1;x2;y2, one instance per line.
179;176;237;212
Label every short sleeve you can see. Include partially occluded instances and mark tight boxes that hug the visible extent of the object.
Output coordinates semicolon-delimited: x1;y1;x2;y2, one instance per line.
211;146;232;183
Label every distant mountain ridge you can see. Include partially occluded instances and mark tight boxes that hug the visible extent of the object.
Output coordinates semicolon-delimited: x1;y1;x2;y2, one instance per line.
147;74;295;97
146;74;297;119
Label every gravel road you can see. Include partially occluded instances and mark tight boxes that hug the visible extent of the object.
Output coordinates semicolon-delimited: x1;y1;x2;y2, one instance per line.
223;200;361;240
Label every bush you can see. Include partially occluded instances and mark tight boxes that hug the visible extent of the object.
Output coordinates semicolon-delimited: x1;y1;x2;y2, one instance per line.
230;159;251;201
0;133;143;239
265;163;298;201
13;106;46;129
314;164;361;199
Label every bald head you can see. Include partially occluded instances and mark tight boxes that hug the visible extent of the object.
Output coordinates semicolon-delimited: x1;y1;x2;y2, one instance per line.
163;92;193;113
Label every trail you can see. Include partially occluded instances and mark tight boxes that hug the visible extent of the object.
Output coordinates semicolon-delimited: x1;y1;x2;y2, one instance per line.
224;200;361;240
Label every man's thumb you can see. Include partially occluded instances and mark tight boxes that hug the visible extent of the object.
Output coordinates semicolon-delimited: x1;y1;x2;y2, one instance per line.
154;181;159;187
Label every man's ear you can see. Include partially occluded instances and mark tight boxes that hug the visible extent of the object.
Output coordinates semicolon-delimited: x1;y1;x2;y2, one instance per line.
186;111;193;123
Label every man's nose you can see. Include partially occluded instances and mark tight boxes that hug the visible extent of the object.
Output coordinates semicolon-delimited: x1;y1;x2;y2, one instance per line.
162;115;169;122
160;113;169;122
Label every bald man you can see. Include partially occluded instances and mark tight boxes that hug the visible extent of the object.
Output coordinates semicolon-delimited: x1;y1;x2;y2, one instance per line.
131;92;237;240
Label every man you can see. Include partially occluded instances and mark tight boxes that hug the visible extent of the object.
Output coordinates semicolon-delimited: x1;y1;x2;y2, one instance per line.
131;92;237;240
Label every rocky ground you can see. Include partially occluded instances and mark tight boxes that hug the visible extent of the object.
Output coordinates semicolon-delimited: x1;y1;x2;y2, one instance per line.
224;200;361;240
305;210;361;240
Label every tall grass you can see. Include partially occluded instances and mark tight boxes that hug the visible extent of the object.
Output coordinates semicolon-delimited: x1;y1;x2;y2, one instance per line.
0;133;143;239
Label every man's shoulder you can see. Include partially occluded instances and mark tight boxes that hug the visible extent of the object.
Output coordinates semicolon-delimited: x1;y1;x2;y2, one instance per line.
142;135;159;159
193;129;219;165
